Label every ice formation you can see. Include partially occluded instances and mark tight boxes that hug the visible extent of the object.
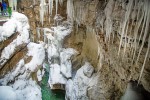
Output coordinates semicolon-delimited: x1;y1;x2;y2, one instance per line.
49;0;54;15
65;62;95;100
8;0;18;11
118;0;134;55
105;0;150;81
46;20;77;88
48;64;67;86
0;42;45;100
41;0;64;24
104;0;114;42
0;12;30;69
60;48;78;78
67;0;74;21
55;0;58;14
25;42;45;72
0;12;29;42
40;0;46;26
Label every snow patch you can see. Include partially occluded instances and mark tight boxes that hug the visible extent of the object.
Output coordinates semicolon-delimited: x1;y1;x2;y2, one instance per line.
25;42;45;72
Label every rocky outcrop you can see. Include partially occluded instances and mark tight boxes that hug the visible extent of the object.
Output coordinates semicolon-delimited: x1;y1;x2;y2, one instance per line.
0;13;45;100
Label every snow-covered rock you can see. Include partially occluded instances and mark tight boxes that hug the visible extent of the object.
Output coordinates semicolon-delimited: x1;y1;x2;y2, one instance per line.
0;12;30;69
47;21;77;89
65;62;94;100
0;12;29;42
0;42;45;100
0;86;16;100
60;48;78;78
37;69;45;82
25;42;45;72
83;62;94;78
48;64;66;86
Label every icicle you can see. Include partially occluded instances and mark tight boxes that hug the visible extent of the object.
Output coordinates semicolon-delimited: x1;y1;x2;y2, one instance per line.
40;0;46;26
138;1;147;47
67;0;74;21
130;0;143;57
49;0;53;15
59;0;63;6
104;0;114;42
55;0;58;15
123;21;129;57
132;3;145;63
43;29;46;43
14;0;17;11
136;0;150;64
138;35;150;84
37;27;41;39
118;0;134;55
32;34;34;42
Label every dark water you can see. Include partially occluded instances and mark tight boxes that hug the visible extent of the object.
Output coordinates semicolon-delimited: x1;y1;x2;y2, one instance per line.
41;65;65;100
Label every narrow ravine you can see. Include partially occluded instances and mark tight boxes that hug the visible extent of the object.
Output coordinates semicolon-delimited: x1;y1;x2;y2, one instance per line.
41;63;65;100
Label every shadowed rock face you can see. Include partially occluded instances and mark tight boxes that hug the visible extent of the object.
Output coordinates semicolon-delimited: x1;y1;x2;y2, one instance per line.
121;80;150;100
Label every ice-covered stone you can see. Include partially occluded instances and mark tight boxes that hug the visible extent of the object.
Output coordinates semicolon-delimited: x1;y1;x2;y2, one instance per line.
0;86;16;100
48;64;67;87
65;62;94;100
83;62;94;78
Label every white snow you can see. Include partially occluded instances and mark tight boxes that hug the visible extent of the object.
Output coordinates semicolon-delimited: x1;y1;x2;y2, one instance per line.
48;44;59;60
14;79;42;100
25;42;45;72
0;42;45;100
0;12;29;42
65;79;73;99
0;86;16;100
48;64;66;85
0;59;25;85
0;12;29;69
37;69;45;81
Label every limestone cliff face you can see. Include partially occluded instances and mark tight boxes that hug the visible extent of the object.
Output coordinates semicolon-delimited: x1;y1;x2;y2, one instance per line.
16;0;150;100
65;0;150;99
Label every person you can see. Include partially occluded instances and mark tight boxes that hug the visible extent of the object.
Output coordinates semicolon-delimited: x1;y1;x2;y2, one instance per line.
2;1;7;15
0;2;2;14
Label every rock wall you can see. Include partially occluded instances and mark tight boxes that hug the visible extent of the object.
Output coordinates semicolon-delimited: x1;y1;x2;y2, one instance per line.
64;0;150;99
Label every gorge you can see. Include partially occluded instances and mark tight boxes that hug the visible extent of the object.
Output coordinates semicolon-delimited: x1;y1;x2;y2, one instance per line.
0;0;150;100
